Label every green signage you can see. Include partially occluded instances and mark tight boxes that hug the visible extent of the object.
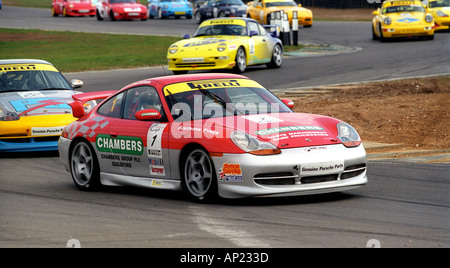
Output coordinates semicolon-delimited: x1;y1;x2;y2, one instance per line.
96;134;143;155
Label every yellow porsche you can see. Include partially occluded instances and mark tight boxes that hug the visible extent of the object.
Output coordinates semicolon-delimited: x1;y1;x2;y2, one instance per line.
167;18;283;74
372;0;435;41
246;0;313;27
425;0;450;31
0;59;88;152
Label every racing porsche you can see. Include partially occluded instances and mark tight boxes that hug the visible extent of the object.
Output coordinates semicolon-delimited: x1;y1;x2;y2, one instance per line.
424;0;450;31
58;73;368;201
167;18;283;74
0;59;90;152
51;0;96;17
148;0;193;19
96;0;148;21
372;0;435;41
246;0;313;27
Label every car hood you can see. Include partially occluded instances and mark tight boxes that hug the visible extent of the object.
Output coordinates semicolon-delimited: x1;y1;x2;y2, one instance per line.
68;1;94;8
388;12;428;24
174;36;246;52
0;90;77;117
196;113;342;148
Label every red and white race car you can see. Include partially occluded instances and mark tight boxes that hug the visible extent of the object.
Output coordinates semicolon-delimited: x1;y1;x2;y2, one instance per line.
58;73;367;201
96;0;148;21
52;0;96;17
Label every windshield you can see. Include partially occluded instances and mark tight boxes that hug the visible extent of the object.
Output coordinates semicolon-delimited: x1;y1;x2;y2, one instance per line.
265;1;297;7
429;0;450;7
383;5;425;14
194;24;247;36
164;86;292;121
0;70;73;93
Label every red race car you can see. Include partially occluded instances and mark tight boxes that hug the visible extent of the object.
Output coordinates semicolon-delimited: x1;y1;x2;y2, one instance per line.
96;0;148;21
52;0;96;17
58;73;367;201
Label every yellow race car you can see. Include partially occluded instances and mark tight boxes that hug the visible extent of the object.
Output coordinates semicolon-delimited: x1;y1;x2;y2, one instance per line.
425;0;450;31
246;0;313;27
167;18;283;74
0;59;89;152
372;0;435;41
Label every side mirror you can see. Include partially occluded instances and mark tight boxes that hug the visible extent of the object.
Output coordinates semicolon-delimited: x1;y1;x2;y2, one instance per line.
298;4;302;7
71;79;84;89
372;9;379;16
135;109;161;121
183;33;190;39
69;101;86;118
282;99;294;109
249;30;258;36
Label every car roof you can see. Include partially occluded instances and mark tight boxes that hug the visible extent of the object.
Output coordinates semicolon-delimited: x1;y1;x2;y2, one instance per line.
0;59;54;66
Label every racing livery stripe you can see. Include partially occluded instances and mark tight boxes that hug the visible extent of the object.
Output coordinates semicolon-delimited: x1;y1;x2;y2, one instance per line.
0;64;59;72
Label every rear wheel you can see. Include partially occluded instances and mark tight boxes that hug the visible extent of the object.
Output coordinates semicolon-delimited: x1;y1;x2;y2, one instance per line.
267;44;283;68
70;141;101;191
182;148;217;202
194;10;203;24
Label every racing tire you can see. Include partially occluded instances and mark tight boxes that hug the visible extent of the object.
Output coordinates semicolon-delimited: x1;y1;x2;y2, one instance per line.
379;24;387;42
70;141;101;191
181;148;218;202
194;10;203;24
52;7;58;17
109;10;116;21
372;25;379;40
233;47;247;74
96;10;103;20
267;44;283;69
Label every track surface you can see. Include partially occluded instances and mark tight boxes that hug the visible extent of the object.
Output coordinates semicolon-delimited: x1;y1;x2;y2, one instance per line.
0;7;449;248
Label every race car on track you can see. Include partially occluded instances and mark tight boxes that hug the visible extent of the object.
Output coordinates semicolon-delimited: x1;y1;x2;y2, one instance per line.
58;73;368;201
246;0;313;27
194;0;247;24
372;0;435;41
148;0;193;19
52;0;96;17
0;59;90;152
424;0;450;31
96;0;148;21
167;18;283;74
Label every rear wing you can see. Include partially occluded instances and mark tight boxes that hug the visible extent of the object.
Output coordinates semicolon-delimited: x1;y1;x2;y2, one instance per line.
69;90;116;118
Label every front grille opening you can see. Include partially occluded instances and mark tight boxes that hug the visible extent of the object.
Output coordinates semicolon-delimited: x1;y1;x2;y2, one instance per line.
301;174;338;184
254;172;296;185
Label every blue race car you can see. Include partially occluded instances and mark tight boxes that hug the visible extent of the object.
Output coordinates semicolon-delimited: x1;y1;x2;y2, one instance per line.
148;0;193;19
194;0;247;24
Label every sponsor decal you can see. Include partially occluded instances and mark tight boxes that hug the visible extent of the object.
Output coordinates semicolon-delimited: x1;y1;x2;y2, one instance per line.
219;162;243;182
183;38;227;47
147;123;168;176
299;160;345;176
96;134;143;155
163;78;263;96
31;126;65;136
255;125;324;135
242;114;283;124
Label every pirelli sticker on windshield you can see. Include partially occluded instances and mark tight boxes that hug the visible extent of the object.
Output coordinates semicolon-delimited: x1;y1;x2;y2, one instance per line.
96;134;144;155
163;78;264;96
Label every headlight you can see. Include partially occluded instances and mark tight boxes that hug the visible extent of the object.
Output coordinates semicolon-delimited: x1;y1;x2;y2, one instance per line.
425;14;434;23
168;44;178;54
384;17;392;25
231;131;281;155
337;122;361;148
0;107;20;121
217;43;227;52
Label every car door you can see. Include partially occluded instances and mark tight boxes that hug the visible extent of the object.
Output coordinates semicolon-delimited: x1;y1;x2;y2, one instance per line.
106;85;171;179
247;21;271;64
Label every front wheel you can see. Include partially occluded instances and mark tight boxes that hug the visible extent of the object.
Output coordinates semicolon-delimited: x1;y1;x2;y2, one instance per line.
194;10;203;24
233;47;247;73
182;148;217;202
70;141;101;191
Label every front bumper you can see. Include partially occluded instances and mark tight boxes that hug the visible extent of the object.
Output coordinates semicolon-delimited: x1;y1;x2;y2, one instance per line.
66;9;96;16
168;51;237;71
114;12;147;20
161;9;193;17
381;25;434;38
212;144;367;198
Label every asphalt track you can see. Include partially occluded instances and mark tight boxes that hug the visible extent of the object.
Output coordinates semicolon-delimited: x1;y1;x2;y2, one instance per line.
0;7;449;248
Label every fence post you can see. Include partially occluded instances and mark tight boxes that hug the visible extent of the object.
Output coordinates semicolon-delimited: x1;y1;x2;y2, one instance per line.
292;11;298;46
